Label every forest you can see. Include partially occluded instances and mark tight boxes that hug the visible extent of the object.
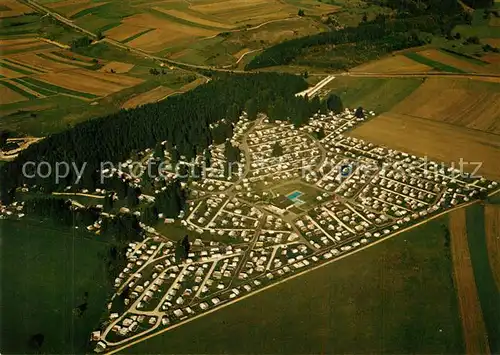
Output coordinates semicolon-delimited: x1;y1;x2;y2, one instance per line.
245;0;471;70
0;73;314;202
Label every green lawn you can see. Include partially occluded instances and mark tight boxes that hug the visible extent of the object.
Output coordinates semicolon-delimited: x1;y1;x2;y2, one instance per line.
466;204;500;353
324;76;423;113
124;217;464;354
0;95;115;135
0;219;111;354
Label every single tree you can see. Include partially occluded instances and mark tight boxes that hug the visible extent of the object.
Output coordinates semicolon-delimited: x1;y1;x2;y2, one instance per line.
355;106;365;118
271;142;284;157
326;93;343;113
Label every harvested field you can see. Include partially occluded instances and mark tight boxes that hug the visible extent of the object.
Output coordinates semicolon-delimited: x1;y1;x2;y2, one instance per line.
484;204;500;291
483;38;500;47
190;0;293;25
127;27;207;52
3;57;48;73
449;208;491;355
38;52;95;67
2;79;42;98
34;69;143;97
417;49;489;73
0;39;52;54
69;68;143;86
0;0;32;18
0;37;38;47
99;61;134;73
0;59;44;74
0;82;28;104
152;7;233;29
104;23;150;42
0;65;25;78
481;53;500;64
55;50;95;63
6;53;77;71
66;1;107;18
44;0;89;10
122;85;174;109
391;78;500;135
349;112;500;181
351;55;433;73
121;13;217;50
178;77;205;91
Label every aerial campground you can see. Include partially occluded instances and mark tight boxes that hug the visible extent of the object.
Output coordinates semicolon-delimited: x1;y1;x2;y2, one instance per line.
2;0;500;354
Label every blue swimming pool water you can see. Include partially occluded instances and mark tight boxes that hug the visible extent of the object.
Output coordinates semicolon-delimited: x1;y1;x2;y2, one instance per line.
287;191;303;200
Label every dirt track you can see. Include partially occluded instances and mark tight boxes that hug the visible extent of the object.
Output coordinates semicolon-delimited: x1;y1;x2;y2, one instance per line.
449;208;490;355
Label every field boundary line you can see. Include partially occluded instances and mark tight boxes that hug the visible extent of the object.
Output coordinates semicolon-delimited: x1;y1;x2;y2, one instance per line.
449;208;491;355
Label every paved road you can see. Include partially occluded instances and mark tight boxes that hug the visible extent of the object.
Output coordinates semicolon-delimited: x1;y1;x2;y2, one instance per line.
18;0;500;81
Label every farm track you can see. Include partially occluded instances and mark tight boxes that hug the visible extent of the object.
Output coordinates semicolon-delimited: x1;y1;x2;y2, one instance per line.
449;208;491;355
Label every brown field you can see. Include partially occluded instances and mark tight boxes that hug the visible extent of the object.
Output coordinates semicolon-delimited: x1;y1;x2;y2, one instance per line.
99;61;134;73
70;68;143;86
0;65;25;78
349;112;500;181
484;204;500;291
449;208;491;355
40;52;95;67
127;27;209;52
351;55;433;73
35;69;143;96
0;83;28;104
0;38;39;47
152;7;233;29
4;79;44;98
391;78;500;135
0;59;45;74
6;52;78;71
482;38;500;47
121;85;174;109
481;53;500;64
45;0;89;9
0;39;52;54
104;23;150;42
0;0;32;18
190;0;294;25
45;0;106;17
57;50;95;63
417;49;490;73
178;77;205;91
66;1;107;17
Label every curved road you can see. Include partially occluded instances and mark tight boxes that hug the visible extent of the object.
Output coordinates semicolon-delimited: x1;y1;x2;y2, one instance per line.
19;0;500;81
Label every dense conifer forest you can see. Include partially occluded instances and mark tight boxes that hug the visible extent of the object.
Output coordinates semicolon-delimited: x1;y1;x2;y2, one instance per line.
245;0;472;70
0;73;313;202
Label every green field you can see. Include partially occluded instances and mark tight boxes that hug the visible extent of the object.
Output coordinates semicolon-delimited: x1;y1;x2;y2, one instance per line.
0;219;111;354
466;204;500;353
404;53;465;73
324;76;423;113
124;217;463;354
1;80;38;99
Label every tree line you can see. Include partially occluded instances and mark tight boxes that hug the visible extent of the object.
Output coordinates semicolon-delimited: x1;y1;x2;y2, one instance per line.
0;73;311;202
245;0;470;70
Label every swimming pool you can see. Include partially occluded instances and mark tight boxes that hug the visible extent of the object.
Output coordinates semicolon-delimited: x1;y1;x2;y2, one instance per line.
287;191;303;201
